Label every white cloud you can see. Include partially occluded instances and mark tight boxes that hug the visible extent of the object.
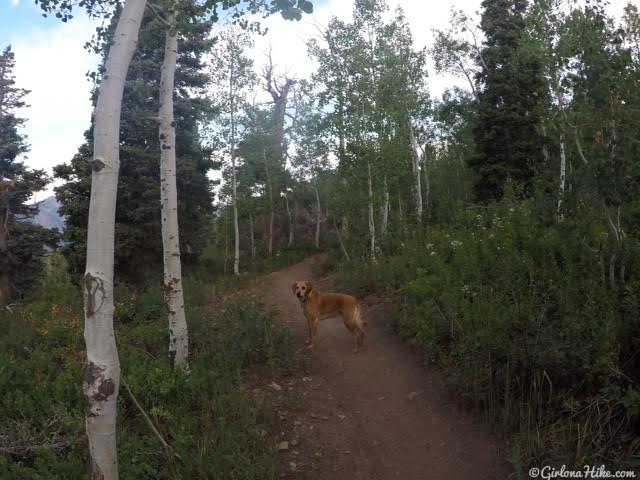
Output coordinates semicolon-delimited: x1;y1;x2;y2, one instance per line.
10;0;20;8
10;15;99;200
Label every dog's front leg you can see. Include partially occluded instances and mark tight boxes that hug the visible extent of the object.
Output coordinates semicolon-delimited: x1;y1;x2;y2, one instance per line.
307;316;319;350
304;312;313;345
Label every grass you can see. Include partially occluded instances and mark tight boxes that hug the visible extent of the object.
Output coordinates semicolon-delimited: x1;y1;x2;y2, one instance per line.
0;271;302;479
331;201;640;474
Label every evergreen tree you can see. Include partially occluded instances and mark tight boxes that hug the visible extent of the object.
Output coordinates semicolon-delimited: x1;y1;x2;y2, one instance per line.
54;11;215;280
0;45;55;305
470;0;547;202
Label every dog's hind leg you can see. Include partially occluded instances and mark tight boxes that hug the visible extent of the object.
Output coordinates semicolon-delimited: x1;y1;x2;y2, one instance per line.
341;310;360;353
353;305;365;350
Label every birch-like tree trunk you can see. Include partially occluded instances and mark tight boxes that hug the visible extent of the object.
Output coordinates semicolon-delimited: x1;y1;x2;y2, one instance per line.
314;182;321;248
422;148;430;218
380;175;389;236
229;57;240;275
408;121;423;223
367;160;376;262
557;136;567;221
81;0;146;478
262;147;274;256
285;194;294;247
333;218;350;262
249;212;256;258
159;10;188;370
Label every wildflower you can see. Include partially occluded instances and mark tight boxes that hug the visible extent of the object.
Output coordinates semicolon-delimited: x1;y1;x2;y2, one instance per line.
450;240;463;249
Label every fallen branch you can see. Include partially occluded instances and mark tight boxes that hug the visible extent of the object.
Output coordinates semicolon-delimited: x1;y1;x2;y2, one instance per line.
122;378;182;462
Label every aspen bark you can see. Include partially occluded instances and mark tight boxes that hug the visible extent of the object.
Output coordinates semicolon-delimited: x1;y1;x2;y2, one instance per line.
82;0;146;478
314;183;321;248
229;55;240;276
408;121;423;223
268;210;274;256
159;11;188;370
285;194;294;247
333;218;350;262
557;136;566;221
223;40;242;276
422;149;430;217
249;212;256;258
262;148;274;256
380;175;389;236
367;160;376;262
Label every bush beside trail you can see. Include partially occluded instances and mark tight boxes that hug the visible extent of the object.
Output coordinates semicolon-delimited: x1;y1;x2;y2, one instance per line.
0;274;299;479
335;199;640;474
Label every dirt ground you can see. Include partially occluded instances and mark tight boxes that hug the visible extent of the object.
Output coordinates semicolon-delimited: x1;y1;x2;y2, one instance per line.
258;256;511;480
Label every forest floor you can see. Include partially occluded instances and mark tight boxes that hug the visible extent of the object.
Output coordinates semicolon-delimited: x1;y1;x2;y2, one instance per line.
254;255;511;480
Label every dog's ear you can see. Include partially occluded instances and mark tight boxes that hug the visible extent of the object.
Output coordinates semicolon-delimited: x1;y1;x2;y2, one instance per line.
291;282;297;295
305;281;313;292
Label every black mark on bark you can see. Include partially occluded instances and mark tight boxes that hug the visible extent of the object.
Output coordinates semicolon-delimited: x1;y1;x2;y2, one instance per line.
92;159;106;172
81;273;105;317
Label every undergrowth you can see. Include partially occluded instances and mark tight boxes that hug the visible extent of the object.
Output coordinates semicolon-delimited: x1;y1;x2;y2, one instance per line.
0;275;298;479
335;200;640;475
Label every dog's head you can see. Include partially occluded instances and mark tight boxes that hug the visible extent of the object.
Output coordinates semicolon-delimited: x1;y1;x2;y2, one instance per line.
291;280;313;302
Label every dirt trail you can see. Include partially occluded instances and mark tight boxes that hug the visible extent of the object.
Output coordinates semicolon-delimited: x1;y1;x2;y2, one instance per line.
260;257;510;480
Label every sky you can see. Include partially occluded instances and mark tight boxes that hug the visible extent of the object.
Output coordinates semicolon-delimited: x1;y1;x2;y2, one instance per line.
0;0;632;200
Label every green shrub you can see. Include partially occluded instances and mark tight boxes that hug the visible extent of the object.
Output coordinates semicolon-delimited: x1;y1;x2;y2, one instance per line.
336;200;640;471
1;275;299;479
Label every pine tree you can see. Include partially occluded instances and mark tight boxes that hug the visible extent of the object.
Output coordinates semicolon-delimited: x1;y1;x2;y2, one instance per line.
54;11;215;281
470;0;547;202
0;45;54;306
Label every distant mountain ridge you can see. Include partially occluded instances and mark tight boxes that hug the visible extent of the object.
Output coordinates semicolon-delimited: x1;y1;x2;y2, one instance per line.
30;196;65;232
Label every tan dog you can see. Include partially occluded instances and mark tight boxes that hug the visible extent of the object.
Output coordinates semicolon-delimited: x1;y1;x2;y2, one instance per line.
291;280;366;352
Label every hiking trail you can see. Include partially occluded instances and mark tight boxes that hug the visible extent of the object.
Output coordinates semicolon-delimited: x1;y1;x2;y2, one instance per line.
259;256;510;480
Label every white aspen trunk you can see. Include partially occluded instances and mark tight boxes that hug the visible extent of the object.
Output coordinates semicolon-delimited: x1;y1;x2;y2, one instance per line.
232;168;240;275
81;0;146;478
249;212;256;258
229;56;240;276
159;12;188;370
422;148;430;217
380;175;389;236
314;183;321;248
269;210;274;256
333;218;350;262
408;121;423;223
223;217;229;274
285;195;294;247
340;178;348;237
557;136;566;221
262;147;274;256
367;160;376;262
